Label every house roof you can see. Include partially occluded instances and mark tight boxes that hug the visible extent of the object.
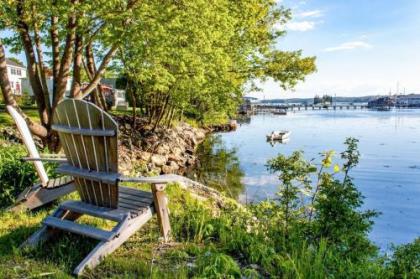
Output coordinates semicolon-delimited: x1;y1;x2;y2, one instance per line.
5;58;25;68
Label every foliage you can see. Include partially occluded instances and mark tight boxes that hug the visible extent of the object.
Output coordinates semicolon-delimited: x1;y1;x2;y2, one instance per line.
0;141;37;207
0;139;57;208
387;238;420;278
117;0;316;127
314;94;333;105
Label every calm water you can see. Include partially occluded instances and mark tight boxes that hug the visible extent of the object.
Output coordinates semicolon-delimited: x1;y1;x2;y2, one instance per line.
190;109;420;249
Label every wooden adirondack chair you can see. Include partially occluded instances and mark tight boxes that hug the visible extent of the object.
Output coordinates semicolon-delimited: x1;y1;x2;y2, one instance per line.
22;99;176;275
6;105;76;211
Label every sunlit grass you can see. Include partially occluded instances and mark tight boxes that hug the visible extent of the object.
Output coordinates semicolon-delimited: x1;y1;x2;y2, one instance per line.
0;108;40;128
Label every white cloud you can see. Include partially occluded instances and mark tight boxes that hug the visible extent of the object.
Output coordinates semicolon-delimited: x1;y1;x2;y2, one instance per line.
324;41;373;52
297;9;323;18
286;21;316;31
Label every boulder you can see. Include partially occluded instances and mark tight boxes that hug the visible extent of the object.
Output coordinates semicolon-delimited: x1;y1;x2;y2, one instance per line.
151;154;167;167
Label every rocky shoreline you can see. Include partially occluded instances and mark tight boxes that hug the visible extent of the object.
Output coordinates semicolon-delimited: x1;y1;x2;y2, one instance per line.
116;115;237;175
1;114;236;176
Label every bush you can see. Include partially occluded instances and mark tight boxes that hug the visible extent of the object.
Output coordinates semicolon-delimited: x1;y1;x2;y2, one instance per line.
0;142;37;207
387;238;420;278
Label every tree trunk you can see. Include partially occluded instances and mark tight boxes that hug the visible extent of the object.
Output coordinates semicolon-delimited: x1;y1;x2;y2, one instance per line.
79;44;118;99
16;0;49;128
33;21;51;115
70;33;83;98
0;40;48;138
50;11;60;97
53;0;78;108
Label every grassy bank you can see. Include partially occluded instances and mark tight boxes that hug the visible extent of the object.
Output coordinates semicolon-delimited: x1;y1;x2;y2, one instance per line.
1;177;418;278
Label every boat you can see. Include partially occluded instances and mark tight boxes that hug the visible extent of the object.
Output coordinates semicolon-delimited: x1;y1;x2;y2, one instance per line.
273;109;287;115
376;107;392;111
266;130;291;141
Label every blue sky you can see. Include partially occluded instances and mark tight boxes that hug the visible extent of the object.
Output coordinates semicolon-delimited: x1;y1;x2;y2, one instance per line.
249;0;420;99
4;1;420;100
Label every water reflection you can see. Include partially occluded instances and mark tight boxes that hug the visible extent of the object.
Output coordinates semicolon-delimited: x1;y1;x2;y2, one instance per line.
187;135;245;199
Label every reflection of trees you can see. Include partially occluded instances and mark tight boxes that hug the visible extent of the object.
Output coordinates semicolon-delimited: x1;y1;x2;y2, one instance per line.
188;135;244;199
236;115;251;125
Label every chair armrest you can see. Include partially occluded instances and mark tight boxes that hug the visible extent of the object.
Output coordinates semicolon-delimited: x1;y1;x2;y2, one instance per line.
23;157;68;163
118;175;179;186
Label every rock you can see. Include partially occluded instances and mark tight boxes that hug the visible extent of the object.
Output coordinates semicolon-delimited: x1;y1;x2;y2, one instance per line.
156;144;170;155
113;115;213;175
162;161;179;174
186;157;196;166
139;152;152;162
196;130;206;141
151;154;167;167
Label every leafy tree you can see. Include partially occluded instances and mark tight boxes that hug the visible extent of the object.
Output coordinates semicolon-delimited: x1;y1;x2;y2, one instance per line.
117;0;316;127
0;0;139;149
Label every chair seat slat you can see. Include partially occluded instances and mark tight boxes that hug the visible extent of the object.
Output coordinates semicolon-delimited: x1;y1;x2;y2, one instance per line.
57;164;119;184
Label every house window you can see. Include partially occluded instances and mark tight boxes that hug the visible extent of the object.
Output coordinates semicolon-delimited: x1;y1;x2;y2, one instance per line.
10;68;21;76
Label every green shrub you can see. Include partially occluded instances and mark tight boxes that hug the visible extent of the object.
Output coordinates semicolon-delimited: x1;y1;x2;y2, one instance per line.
194;249;241;278
387;238;420;278
0;142;37;207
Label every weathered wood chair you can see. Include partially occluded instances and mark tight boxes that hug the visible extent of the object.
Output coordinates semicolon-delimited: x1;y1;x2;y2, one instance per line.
22;99;175;275
6;105;76;211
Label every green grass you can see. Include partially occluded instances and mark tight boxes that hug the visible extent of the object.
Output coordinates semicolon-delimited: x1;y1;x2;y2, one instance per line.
0;108;40;128
0;184;212;278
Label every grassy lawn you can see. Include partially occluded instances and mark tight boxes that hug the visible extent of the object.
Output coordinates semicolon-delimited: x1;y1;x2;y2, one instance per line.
0;184;207;278
0;107;40;128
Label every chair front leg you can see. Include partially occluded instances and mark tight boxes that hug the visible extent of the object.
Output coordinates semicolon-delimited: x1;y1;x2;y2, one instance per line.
151;183;171;242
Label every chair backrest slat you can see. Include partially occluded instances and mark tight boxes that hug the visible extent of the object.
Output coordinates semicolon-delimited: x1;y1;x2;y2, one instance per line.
6;105;49;186
53;99;119;208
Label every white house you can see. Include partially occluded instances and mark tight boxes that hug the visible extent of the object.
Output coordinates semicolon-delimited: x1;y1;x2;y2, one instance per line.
22;75;72;104
5;58;27;95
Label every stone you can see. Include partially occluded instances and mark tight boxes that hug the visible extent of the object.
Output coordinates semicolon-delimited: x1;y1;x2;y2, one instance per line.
151;154;167;167
156;145;170;155
139;152;152;161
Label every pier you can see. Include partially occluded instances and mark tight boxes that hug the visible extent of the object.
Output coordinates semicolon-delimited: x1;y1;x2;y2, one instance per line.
243;103;369;114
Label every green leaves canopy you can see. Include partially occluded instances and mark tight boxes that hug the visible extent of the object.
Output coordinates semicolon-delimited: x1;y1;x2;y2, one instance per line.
118;0;316;123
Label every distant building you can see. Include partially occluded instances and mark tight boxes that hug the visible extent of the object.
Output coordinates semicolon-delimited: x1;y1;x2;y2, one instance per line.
5;58;27;95
396;94;420;107
22;76;72;104
367;96;395;108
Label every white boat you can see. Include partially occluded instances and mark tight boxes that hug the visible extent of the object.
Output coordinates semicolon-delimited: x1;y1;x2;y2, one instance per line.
266;130;291;141
273;109;287;115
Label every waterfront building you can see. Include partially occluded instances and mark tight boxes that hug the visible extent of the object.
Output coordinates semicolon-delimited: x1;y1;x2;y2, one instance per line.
396;94;420;107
